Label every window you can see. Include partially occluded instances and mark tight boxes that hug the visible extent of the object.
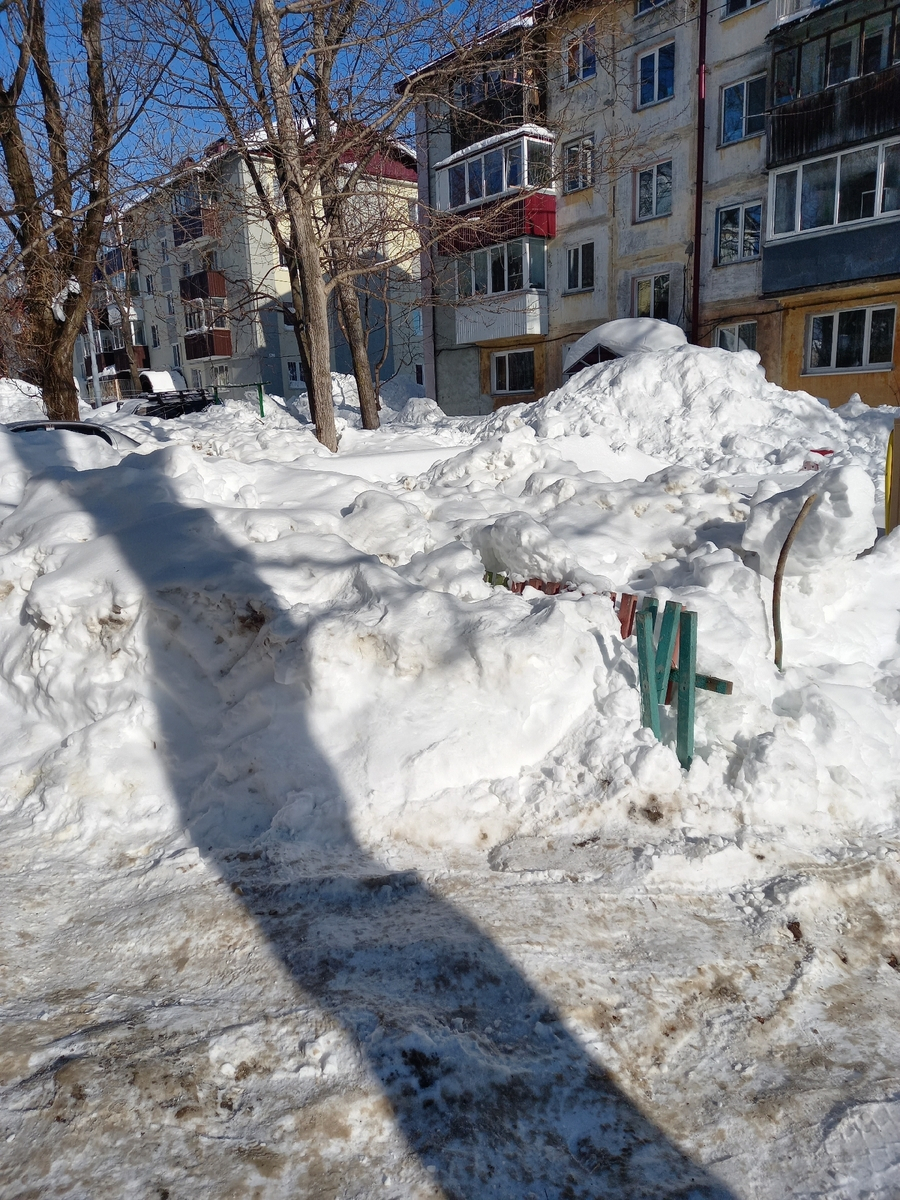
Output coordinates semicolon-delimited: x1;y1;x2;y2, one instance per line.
145;274;154;295
150;324;160;348
181;260;191;277
286;360;304;388
443;136;553;210
166;293;175;315
566;242;595;290
716;202;761;263
771;139;900;236
722;76;766;143
638;0;669;13
172;343;182;368
635;160;672;219
566;24;596;84
774;11;900;105
212;364;229;387
563;137;594;192
724;0;765;15
493;349;535;394
717;321;757;352
456;238;546;298
638;43;675;106
160;240;169;262
805;306;896;372
190;369;203;389
415;364;424;385
633;273;670;320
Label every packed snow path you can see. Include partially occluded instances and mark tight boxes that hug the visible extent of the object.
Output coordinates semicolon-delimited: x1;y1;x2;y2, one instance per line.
1;352;900;1199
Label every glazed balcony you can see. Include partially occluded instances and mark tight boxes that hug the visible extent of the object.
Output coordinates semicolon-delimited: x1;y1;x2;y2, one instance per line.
172;208;221;248
433;193;556;257
184;328;232;359
179;269;227;302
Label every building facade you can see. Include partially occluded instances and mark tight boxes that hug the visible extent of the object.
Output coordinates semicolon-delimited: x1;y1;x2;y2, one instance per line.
77;143;423;405
414;0;899;413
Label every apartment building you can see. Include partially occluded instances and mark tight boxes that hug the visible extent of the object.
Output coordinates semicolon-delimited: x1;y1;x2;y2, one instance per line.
415;0;899;413
76;141;423;404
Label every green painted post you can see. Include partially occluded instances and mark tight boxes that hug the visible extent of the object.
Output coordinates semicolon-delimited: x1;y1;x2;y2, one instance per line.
676;609;698;769
655;600;682;704
636;609;662;739
213;386;220;406
257;383;265;418
641;595;659;624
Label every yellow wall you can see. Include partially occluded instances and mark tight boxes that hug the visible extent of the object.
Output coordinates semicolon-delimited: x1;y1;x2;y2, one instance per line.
478;336;548;409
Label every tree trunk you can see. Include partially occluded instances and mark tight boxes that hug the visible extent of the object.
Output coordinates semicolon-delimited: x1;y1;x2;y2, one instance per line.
257;0;337;452
41;318;82;420
335;275;379;430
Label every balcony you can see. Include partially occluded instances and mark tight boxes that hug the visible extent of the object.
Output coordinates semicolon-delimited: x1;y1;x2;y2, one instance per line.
172;208;221;248
768;64;900;166
83;345;149;378
179;269;227;302
434;194;556;257
435;128;554;214
455;290;547;344
184;329;232;360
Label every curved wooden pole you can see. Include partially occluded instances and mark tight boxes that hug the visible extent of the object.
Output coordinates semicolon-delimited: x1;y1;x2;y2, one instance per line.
773;493;818;672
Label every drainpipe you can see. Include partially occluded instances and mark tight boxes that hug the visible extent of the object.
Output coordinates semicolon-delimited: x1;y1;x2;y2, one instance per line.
691;0;709;344
85;308;103;408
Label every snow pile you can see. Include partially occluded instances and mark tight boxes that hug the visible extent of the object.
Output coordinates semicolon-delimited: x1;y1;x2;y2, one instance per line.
1;345;900;876
0;377;45;423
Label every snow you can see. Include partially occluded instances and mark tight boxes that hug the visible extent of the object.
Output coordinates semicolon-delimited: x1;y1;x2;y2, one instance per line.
2;349;900;1198
562;317;687;371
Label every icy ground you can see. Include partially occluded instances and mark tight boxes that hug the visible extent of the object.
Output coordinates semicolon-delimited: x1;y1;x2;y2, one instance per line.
2;351;900;1199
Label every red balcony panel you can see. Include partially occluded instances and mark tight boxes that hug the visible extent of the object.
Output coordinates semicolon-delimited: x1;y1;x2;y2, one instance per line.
179;269;227;302
184;328;232;360
83;345;149;378
524;192;556;239
172;208;221;248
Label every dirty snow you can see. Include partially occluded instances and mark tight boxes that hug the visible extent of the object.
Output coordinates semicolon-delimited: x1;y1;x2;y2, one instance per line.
1;352;900;1199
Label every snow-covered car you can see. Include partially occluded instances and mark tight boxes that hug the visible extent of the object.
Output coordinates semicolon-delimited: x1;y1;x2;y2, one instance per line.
4;419;140;450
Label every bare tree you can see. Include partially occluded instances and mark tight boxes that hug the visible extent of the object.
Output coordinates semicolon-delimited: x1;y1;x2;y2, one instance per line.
0;0;167;419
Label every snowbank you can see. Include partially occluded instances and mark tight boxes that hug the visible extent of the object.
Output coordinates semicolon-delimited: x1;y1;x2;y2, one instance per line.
1;345;899;875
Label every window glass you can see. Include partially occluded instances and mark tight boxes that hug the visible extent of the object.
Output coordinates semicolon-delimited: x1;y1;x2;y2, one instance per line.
635;277;652;317
490;245;505;293
835;308;866;368
717;326;737;351
800;38;826;95
581;241;595;288
507;240;524;291
838;146;878;222
467;158;483;201
567;247;580;291
869;308;896;363
800;157;836;229
882;143;900;213
828;29;859;86
508;350;534;392
473;250;488;293
527;140;551;187
484;149;503;196
809;314;834;368
656;160;672;215
718;206;741;262
653;274;670;321
743;204;762;256
746;76;766;135
862;14;891;73
449;164;466;208
722;84;744;143
639;52;656;105
582;26;596;78
495;354;507;391
505;142;522;188
774;47;798;105
528;239;546;289
737;322;757;351
638;168;654;219
657;43;675;99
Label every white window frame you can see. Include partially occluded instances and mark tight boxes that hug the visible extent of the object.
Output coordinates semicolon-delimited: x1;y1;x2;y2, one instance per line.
716;201;762;263
456;238;546;299
566;241;595;292
150;324;160;348
717;321;758;352
769;137;900;238
721;75;766;144
212;364;230;387
565;23;596;86
172;342;182;368
492;348;536;394
286;360;304;389
637;0;671;15
563;136;594;193
441;135;553;212
633;272;670;319
634;159;673;221
166;293;175;315
637;42;675;108
722;0;766;19
803;304;896;374
190;368;203;389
